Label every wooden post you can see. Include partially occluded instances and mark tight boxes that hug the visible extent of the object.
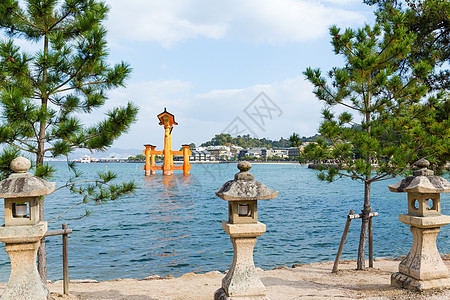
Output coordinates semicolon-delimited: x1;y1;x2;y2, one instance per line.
163;125;174;175
182;145;191;175
62;223;69;295
332;210;354;273
150;146;156;175
332;211;378;273
368;216;373;268
143;145;151;176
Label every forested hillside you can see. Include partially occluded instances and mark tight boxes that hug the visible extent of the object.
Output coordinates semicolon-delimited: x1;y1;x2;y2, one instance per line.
200;133;320;148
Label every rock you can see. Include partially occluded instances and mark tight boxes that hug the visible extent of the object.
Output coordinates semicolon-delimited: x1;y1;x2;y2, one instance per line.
442;253;450;260
144;275;161;280
50;292;63;297
180;272;197;278
375;256;394;261
70;279;98;283
395;255;406;261
255;267;264;272
162;275;175;279
292;263;306;268
273;265;288;270
205;271;222;275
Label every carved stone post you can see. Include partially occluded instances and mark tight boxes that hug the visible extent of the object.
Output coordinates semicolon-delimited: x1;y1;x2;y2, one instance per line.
214;161;278;300
0;157;55;299
388;158;450;291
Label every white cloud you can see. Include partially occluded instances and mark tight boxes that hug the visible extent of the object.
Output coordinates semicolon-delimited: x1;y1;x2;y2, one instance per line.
106;0;369;47
110;76;324;149
320;0;362;5
106;0;230;47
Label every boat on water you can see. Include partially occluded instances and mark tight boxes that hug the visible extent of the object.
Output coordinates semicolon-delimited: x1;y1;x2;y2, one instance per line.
76;155;98;163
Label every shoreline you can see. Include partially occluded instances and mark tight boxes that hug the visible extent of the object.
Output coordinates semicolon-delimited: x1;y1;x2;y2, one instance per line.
63;160;303;164
190;161;302;165
4;258;446;299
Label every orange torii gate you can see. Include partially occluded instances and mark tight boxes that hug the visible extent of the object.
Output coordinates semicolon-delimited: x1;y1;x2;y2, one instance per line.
143;109;192;176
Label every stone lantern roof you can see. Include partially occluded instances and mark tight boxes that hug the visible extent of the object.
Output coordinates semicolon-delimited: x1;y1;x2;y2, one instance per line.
0;157;55;198
216;161;278;201
388;158;450;194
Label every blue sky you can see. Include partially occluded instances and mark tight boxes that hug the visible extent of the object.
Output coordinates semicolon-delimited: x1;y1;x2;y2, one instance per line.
23;1;377;151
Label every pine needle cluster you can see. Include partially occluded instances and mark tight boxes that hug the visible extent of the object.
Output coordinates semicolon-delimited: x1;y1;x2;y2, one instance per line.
0;0;139;218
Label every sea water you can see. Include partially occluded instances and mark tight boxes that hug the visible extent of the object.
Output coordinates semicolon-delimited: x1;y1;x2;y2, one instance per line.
0;162;448;282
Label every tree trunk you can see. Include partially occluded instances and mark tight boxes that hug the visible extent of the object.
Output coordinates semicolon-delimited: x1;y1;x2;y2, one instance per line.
38;197;47;283
37;148;47;283
357;181;371;270
357;93;373;270
37;94;48;283
37;33;49;284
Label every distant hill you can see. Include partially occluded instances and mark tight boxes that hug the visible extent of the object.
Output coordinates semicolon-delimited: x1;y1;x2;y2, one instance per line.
48;133;321;161
64;148;142;160
200;133;320;148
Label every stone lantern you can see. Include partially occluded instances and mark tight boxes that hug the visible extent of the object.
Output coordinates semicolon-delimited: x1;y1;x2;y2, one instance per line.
0;157;55;299
388;158;450;291
214;161;278;300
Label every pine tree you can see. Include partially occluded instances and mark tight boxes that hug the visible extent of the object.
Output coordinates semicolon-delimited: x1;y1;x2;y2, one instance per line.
304;15;448;269
0;0;138;280
288;132;302;147
365;0;449;90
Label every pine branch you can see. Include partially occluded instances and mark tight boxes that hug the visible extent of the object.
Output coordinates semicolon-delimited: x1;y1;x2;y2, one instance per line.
10;9;43;31
340;172;365;181
14;137;34;149
51;59;90;93
317;82;363;112
48;200;84;223
370;173;394;183
48;10;72;32
376;52;406;68
55;80;107;93
52;179;105;193
336;100;363;112
329;141;365;181
5;141;33;152
340;39;357;58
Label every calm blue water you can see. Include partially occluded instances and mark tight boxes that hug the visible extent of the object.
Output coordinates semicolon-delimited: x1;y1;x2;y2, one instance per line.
0;162;449;282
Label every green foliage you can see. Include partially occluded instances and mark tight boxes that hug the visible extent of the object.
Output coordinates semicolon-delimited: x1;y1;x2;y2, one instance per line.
365;0;449;90
34;163;55;180
0;146;20;180
128;154;145;161
201;133;319;148
288;132;302;147
303;18;447;184
303;10;449;269
0;0;138;220
50;161;135;220
0;0;138;162
239;155;264;161
299;138;331;164
265;155;288;161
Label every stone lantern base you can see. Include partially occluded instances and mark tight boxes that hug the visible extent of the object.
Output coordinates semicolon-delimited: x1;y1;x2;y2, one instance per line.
391;272;450;291
0;221;48;300
214;222;269;300
391;224;450;291
214;288;270;300
387;158;450;292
